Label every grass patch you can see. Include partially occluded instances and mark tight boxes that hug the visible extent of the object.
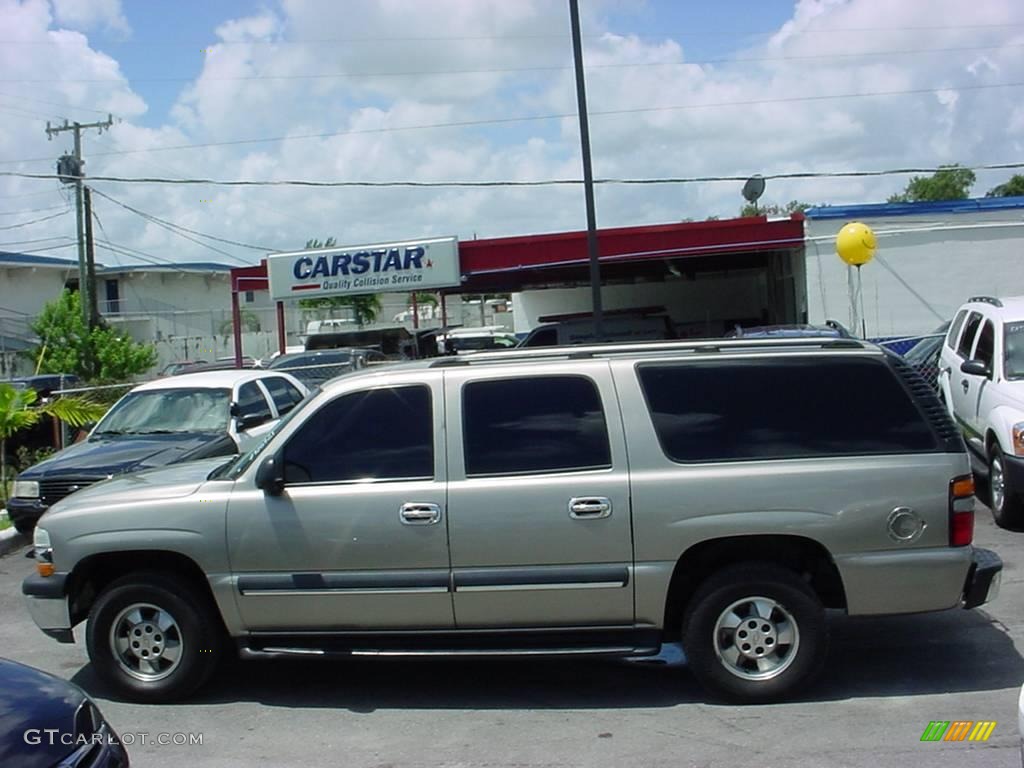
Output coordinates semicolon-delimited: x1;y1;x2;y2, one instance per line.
0;515;11;532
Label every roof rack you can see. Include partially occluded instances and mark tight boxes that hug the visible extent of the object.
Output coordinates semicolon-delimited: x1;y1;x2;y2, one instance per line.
968;296;1003;308
428;337;870;367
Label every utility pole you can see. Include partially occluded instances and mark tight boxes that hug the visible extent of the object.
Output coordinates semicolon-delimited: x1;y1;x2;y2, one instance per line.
83;186;100;326
568;0;603;341
46;115;113;327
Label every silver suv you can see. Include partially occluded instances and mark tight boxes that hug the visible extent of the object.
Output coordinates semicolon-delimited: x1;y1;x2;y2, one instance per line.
23;338;1002;704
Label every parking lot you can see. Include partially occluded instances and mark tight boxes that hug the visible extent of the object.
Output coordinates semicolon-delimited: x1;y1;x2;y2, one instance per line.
0;508;1019;768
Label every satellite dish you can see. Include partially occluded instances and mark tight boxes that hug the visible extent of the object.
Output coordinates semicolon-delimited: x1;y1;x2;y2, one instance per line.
742;174;766;203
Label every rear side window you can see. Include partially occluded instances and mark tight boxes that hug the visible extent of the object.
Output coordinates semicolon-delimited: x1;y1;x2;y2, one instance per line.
462;376;611;476
264;377;305;415
957;312;983;358
283;385;433;483
236;381;272;421
637;358;937;463
946;309;967;349
974;321;995;368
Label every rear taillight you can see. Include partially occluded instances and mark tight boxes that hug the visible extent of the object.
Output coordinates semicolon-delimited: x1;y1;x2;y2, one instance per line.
949;474;975;547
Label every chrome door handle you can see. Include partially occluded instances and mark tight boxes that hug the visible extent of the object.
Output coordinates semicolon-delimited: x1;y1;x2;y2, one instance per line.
400;502;441;525
568;497;612;519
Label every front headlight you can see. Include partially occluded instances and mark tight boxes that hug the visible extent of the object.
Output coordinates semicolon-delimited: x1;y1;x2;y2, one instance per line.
1013;423;1024;456
12;480;39;499
32;528;53;575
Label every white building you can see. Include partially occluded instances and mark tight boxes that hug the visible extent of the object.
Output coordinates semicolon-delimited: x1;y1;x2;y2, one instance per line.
804;196;1024;338
0;252;81;377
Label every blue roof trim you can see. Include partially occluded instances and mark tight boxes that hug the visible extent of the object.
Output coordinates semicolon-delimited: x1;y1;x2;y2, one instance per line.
0;251;79;267
805;195;1024;220
98;262;234;273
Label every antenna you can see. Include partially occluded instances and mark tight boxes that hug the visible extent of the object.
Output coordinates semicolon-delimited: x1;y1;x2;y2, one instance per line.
742;174;766;215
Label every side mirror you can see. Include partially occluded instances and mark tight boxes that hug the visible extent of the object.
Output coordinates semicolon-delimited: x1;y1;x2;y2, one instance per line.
255;453;284;496
960;359;991;378
236;412;270;431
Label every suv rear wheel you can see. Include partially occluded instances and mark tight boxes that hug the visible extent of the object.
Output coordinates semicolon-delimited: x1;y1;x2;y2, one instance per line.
682;563;827;703
990;444;1024;528
86;571;223;702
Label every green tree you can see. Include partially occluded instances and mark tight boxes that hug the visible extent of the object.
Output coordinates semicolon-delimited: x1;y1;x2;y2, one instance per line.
888;164;976;202
26;291;157;382
739;200;813;217
0;383;106;504
985;174;1024;197
296;238;383;327
219;309;261;335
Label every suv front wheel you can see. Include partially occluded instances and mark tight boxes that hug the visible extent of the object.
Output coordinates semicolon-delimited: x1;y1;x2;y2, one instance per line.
990;444;1024;528
85;571;223;702
682;563;828;703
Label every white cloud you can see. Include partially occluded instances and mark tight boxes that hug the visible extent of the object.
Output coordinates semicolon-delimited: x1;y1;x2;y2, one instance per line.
50;0;129;35
2;0;1024;269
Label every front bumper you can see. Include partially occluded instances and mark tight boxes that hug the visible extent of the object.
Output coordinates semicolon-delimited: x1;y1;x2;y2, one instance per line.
962;547;1002;609
6;496;48;530
22;572;73;643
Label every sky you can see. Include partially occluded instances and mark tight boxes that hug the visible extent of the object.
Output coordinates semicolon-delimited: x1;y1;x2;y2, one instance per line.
1;0;1023;268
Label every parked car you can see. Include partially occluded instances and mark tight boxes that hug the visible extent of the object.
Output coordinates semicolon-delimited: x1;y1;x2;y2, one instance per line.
9;374;82;398
22;337;1000;704
0;657;128;767
266;347;383;386
519;307;675;347
1018;682;1023;767
436;327;518;355
901;321;950;390
725;320;852;339
938;296;1024;528
158;361;206;377
7;369;306;534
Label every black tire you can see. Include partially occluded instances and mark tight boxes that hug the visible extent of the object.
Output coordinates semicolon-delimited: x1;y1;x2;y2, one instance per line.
86;571;223;702
990;444;1024;529
681;563;828;703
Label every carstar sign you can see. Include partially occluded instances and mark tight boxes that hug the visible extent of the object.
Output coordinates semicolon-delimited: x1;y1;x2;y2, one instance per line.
266;236;460;301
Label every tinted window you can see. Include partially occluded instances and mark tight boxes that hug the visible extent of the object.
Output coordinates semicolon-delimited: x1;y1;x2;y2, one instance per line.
1005;322;1024;380
463;376;611;476
946;310;967;349
283;386;432;483
974;321;995;369
236;381;272;421
264;377;305;415
523;327;557;347
638;358;937;463
957;312;983;358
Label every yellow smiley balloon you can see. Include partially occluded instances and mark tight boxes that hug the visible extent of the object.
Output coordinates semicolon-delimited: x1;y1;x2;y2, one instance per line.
836;221;877;266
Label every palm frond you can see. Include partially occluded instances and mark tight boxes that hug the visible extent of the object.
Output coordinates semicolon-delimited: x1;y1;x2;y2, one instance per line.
40;397;108;428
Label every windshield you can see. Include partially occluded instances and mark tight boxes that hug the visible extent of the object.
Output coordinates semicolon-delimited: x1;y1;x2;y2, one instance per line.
1006;322;1024;380
93;388;231;436
213;387;320;480
270;352;352;369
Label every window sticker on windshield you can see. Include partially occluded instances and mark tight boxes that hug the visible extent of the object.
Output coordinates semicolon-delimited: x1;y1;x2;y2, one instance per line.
1006;322;1024;334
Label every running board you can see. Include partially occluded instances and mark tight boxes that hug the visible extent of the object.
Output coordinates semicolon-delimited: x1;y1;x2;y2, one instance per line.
237;626;662;660
239;645;657;660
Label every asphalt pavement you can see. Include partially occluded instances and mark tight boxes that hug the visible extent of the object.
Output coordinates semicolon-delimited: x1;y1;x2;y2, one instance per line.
0;508;1021;768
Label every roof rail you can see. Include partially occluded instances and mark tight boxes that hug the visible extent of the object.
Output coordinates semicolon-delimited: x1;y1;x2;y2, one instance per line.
427;337;871;367
968;296;1003;308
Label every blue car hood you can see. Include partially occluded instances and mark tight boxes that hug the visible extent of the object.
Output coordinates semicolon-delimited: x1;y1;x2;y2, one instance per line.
17;432;236;480
0;658;86;768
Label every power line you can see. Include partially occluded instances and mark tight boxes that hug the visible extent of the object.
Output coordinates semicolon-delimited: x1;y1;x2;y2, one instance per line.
1;22;1022;46
3;79;1022;166
0;204;69;216
1;242;76;255
4;42;1022;85
0;235;73;247
87;188;258;265
0;209;70;230
88;187;281;252
5;160;1024;190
